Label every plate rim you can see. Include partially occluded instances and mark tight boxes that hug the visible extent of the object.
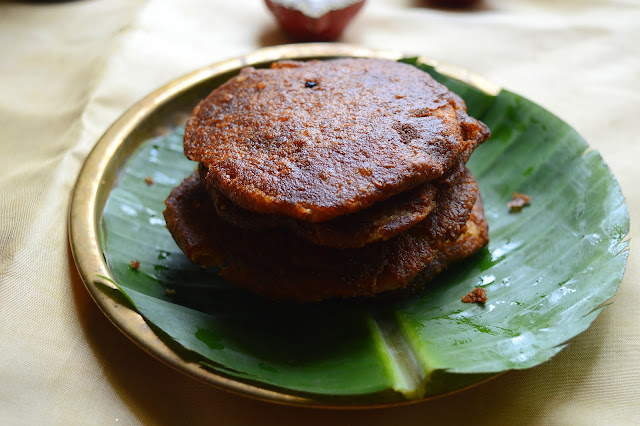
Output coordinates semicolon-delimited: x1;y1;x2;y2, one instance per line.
68;42;503;408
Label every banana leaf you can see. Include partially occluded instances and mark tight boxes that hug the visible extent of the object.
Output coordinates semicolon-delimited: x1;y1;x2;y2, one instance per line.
100;59;629;400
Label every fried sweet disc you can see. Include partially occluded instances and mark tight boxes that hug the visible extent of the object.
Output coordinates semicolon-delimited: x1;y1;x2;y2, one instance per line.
202;163;477;248
200;162;440;248
163;172;488;303
208;181;438;249
186;58;490;222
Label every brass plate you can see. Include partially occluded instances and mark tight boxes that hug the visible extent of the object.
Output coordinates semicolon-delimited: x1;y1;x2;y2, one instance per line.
69;43;501;408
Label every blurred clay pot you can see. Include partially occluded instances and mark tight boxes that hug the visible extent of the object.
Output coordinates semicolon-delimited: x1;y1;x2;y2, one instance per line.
265;0;366;41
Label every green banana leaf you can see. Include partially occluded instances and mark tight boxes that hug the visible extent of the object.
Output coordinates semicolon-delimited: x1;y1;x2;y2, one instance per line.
100;58;629;400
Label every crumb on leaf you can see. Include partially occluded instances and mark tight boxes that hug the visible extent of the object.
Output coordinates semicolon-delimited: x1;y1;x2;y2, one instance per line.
462;287;487;303
508;192;531;212
130;260;140;270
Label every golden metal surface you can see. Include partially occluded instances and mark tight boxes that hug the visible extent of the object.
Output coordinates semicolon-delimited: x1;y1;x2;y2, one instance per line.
69;43;502;408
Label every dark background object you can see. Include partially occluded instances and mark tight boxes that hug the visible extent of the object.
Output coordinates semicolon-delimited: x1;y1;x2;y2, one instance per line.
265;0;366;41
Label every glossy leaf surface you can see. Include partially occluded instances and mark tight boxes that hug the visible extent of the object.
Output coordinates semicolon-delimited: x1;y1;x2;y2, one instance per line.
100;60;629;399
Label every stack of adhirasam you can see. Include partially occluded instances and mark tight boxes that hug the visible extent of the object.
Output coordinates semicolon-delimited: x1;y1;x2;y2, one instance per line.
164;59;490;303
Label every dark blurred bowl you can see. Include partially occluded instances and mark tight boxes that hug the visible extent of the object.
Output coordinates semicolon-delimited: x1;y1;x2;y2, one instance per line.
265;0;366;42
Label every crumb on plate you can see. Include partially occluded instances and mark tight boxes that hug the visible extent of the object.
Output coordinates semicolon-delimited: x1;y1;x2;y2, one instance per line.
462;287;487;303
508;192;531;212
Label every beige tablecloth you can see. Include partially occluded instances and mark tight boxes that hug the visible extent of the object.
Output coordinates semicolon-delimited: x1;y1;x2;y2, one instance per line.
1;0;639;423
